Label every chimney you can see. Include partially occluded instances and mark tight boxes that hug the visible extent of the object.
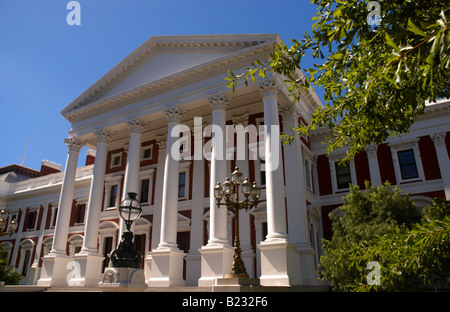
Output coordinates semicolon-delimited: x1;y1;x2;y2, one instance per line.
85;149;96;166
40;159;62;176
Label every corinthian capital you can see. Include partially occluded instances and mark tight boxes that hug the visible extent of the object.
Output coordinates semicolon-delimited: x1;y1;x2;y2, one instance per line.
163;106;183;123
430;132;446;147
126;118;146;134
64;137;83;153
95;128;112;144
258;78;281;98
208;93;230;111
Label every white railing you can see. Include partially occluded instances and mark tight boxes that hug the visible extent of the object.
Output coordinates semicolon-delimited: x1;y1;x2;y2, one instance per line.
10;165;94;195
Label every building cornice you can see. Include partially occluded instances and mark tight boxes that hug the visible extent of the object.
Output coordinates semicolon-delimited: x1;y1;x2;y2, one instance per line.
61;35;279;123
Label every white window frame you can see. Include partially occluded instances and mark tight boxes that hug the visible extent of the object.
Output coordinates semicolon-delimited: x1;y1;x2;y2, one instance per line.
303;146;314;192
0;242;13;264
74;199;88;226
141;144;153;161
178;161;191;200
389;139;424;184
26;206;40;231
110;152;123;169
138;169;155;205
49;203;58;229
18;239;35;277
329;154;356;193
68;234;84;256
104;175;123;210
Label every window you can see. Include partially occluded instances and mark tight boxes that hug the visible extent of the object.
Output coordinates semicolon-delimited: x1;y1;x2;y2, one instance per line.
51;207;58;228
178;172;186;199
335;162;352;190
21;249;31;276
141;145;153;160
140;179;150;203
110;152;122;168
305;158;312;190
260;158;266;186
27;210;37;230
397;149;419;180
75;204;86;224
109;184;118;208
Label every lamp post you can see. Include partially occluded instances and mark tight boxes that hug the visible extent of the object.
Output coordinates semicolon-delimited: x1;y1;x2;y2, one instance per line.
109;192;143;269
214;167;261;278
0;208;17;237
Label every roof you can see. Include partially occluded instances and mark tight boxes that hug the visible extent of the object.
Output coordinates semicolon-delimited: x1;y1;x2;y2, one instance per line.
60;34;280;122
0;164;40;183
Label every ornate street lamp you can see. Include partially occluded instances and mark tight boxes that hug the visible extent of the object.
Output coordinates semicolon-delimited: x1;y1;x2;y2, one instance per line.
109;192;143;269
214;167;262;278
0;208;17;237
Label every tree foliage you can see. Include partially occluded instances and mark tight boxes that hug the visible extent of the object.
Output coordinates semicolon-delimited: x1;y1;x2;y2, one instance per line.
318;182;421;291
319;183;450;292
0;245;22;285
226;0;450;161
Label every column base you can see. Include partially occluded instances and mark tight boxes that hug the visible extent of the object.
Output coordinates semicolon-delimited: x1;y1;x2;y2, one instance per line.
185;251;201;286
98;267;147;292
198;243;233;287
297;243;320;285
147;247;186;287
37;254;72;287
257;239;302;287
71;253;105;287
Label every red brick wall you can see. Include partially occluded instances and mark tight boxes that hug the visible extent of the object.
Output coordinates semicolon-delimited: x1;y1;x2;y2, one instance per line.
377;143;397;184
317;154;332;195
419;135;441;180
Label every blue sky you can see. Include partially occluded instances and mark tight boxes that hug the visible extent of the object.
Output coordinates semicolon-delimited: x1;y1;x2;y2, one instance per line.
0;0;322;171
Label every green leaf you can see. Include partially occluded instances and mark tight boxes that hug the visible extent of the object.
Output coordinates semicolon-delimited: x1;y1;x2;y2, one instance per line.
407;19;427;37
385;33;400;53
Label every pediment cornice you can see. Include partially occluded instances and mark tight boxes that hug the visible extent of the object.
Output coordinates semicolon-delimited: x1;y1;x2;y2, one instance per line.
61;34;279;123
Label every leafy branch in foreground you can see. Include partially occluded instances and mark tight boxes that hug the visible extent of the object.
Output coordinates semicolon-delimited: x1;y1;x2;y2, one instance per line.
226;0;450;161
347;199;450;292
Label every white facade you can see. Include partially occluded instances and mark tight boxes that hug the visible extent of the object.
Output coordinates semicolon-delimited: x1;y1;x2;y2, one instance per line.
1;34;449;289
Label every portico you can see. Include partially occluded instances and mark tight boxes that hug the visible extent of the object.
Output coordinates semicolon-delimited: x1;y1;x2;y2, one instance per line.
37;34;321;289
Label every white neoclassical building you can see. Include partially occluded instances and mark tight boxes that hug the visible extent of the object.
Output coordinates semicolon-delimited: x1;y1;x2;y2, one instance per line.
1;34;449;290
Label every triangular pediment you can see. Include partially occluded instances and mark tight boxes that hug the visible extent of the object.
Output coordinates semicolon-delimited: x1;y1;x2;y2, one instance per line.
61;34;280;120
101;50;230;98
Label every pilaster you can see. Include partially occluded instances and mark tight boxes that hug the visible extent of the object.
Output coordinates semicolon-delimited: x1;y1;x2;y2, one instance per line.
431;132;450;199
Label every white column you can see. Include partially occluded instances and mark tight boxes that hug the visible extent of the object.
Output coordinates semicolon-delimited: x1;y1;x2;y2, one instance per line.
198;94;233;287
158;108;182;249
145;135;166;282
208;94;229;245
280;105;317;285
185;124;205;286
81;129;110;254
257;78;301;287
259;80;287;241
431;132;450;199
38;136;82;287
74;129;110;287
120;119;144;235
148;106;185;287
366;144;382;186
51;137;82;255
